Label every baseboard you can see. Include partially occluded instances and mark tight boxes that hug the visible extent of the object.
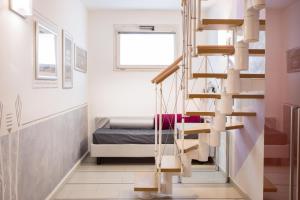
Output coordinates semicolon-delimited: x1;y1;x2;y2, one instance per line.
45;151;89;200
229;177;251;200
218;166;230;183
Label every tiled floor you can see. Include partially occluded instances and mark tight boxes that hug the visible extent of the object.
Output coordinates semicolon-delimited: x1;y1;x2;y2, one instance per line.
52;156;246;200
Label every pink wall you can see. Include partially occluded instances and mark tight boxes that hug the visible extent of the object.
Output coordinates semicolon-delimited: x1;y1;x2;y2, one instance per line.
281;1;300;108
265;9;285;129
266;1;300;130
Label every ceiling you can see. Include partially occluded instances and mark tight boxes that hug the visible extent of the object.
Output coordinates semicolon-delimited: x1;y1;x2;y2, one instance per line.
266;0;296;9
81;0;217;10
82;0;297;10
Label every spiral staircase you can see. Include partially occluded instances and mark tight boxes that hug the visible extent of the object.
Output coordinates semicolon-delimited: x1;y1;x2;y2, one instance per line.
133;0;267;197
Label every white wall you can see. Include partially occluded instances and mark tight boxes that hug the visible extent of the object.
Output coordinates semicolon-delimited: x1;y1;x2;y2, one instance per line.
87;10;181;134
0;0;87;134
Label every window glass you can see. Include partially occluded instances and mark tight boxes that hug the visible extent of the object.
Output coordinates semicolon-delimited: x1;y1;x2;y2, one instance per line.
119;33;175;67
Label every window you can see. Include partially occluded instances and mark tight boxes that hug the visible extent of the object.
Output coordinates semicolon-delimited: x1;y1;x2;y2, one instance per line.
114;25;178;71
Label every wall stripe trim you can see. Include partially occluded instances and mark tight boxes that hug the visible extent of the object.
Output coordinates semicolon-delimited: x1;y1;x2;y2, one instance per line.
21;103;87;129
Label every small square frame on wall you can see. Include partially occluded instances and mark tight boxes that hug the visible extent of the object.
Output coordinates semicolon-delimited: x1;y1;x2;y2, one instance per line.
74;45;87;73
287;47;300;73
62;30;74;89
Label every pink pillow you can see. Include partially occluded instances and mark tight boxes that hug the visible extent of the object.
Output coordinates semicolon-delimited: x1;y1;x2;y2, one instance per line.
155;114;202;130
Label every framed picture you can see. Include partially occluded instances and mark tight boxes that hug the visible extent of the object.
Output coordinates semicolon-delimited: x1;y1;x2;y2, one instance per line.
35;21;58;80
62;30;73;88
287;47;300;73
75;45;87;73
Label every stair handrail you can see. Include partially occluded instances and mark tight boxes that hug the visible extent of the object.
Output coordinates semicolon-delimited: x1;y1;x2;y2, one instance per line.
151;56;183;84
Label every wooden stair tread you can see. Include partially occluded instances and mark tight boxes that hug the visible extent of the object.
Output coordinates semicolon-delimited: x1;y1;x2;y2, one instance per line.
175;139;199;153
188;93;265;99
197;45;265;56
186;111;257;117
134;172;158;192
198;19;266;30
159;155;181;173
264;176;278;193
192;73;265;79
177;123;244;135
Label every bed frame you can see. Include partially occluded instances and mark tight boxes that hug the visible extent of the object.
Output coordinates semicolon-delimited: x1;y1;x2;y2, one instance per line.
90;117;175;162
91;143;174;158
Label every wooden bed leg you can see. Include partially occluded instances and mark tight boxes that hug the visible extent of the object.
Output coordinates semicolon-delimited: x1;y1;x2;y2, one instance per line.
97;157;103;165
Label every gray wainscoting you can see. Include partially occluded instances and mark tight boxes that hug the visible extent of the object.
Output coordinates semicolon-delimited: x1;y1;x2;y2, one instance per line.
0;106;88;200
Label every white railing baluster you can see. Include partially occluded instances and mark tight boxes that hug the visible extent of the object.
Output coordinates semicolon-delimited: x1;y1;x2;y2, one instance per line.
159;84;163;163
196;0;202;29
174;71;178;156
187;0;193;79
192;0;197;57
155;85;158;166
158;83;163;192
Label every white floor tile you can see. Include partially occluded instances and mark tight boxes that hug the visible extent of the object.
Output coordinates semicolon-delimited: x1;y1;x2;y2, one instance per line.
55;183;244;200
78;163;155;172
78;164;130;172
53;156;245;200
180;171;227;184
55;184;103;199
172;184;244;199
68;171;124;183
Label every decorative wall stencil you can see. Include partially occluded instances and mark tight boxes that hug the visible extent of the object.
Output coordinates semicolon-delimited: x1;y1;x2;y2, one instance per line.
0;101;4;200
6;113;13;200
0;100;87;200
6;113;13;133
15;95;22;127
287;47;300;73
75;45;87;73
0;102;3;130
0;139;4;200
0;96;22;200
35;21;58;80
18;106;88;200
13;95;22;200
62;31;74;89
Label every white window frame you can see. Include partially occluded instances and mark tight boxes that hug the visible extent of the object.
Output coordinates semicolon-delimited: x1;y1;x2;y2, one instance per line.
114;24;179;71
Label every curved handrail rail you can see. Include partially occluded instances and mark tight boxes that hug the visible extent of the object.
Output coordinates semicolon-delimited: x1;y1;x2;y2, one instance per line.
151;56;183;84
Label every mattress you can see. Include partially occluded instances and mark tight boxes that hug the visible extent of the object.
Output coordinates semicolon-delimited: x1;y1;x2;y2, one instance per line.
93;128;197;144
93;128;176;144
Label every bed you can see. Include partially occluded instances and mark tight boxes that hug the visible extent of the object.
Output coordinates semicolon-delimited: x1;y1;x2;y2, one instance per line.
93;128;175;144
90;115;202;163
